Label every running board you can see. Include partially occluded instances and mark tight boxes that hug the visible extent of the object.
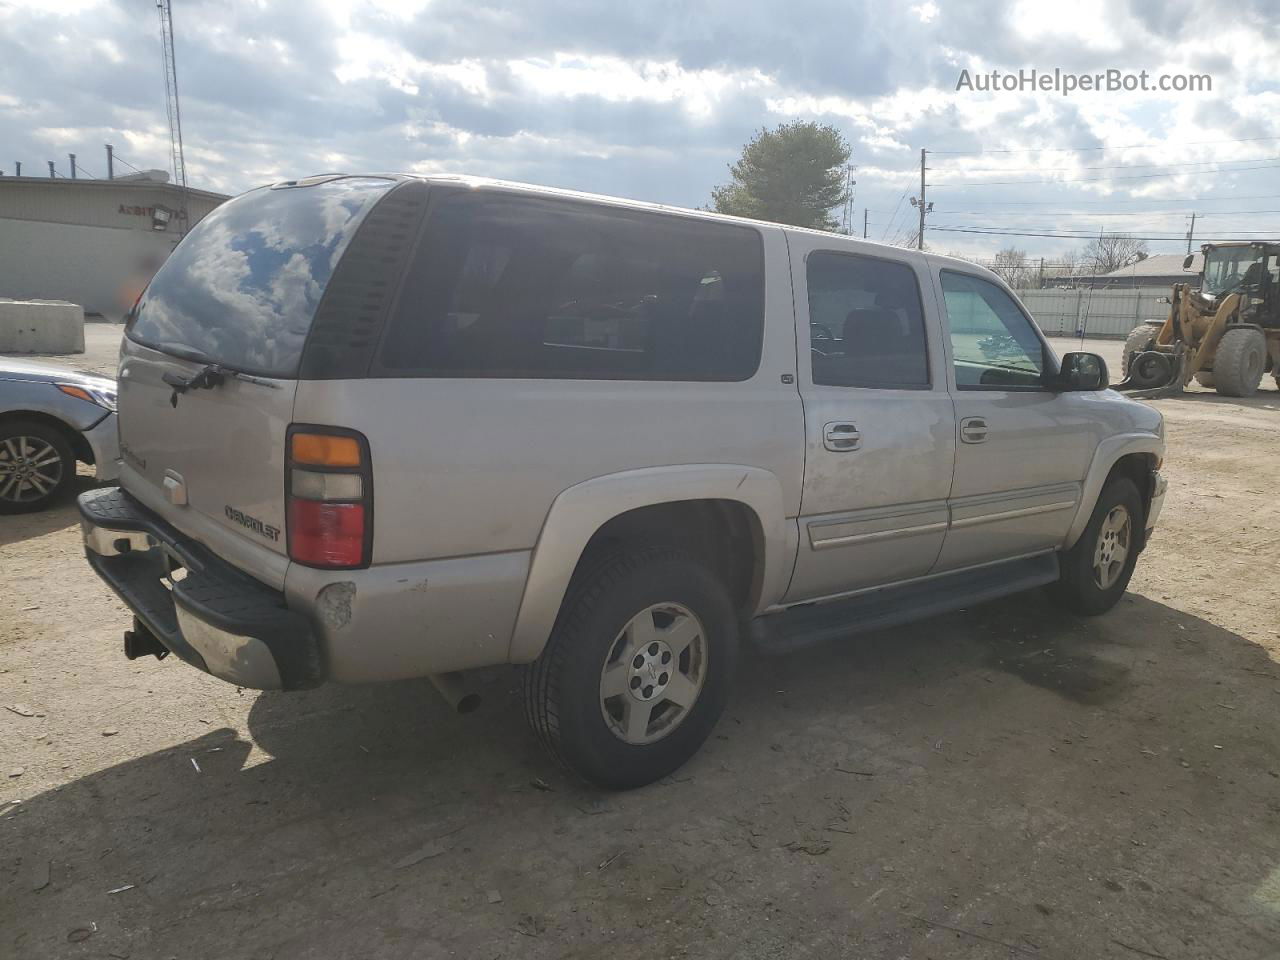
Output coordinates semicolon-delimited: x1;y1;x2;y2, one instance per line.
749;552;1060;654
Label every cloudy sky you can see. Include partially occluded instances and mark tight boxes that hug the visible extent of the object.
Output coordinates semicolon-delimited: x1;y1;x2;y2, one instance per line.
2;0;1278;258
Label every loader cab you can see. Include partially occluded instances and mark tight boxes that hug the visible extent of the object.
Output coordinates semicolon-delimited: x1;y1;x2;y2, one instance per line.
1197;242;1280;325
1195;242;1280;328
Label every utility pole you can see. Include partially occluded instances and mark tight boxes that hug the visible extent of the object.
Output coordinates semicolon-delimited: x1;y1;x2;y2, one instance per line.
863;208;869;239
157;0;189;233
840;165;857;235
105;144;114;180
1186;212;1197;254
910;149;932;251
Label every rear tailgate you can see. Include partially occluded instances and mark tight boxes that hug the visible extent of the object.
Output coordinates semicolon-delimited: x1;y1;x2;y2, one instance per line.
116;175;399;588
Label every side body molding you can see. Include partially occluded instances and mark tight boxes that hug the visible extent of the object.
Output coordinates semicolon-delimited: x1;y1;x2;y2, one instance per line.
1062;432;1163;548
507;464;796;664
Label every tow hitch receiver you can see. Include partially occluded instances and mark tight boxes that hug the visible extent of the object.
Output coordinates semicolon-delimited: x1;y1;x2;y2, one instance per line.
124;617;169;661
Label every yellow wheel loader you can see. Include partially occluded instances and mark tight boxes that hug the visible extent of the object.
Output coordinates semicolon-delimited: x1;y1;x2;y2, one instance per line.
1118;241;1280;398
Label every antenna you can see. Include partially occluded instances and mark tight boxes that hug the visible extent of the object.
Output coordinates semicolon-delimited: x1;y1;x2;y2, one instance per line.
156;0;188;232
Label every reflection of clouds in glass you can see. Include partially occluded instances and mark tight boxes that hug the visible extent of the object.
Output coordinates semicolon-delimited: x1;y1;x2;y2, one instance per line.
131;177;394;376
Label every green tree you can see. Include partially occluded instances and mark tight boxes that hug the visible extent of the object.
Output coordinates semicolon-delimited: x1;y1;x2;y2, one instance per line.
711;122;851;230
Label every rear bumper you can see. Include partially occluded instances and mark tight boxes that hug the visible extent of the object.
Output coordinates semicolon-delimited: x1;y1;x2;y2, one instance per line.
78;486;321;690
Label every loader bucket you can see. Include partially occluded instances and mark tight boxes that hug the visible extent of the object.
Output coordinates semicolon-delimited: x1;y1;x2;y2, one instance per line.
1116;348;1186;398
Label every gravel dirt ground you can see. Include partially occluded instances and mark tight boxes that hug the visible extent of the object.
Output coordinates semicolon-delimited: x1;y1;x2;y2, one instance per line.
2;329;1279;959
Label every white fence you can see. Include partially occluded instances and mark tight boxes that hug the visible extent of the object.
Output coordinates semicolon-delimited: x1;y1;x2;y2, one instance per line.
1015;286;1170;339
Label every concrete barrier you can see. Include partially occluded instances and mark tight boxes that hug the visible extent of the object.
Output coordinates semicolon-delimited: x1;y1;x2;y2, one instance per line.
0;299;85;353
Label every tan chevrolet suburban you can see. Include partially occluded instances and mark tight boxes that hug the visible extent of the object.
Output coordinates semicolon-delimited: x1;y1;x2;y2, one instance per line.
80;174;1166;788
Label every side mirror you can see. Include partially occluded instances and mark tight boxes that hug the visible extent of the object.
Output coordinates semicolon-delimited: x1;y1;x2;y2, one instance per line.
1182;254;1194;270
1053;352;1108;391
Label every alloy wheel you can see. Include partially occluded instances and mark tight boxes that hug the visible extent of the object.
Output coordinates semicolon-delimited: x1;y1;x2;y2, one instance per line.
599;603;708;745
0;436;65;504
1092;504;1131;590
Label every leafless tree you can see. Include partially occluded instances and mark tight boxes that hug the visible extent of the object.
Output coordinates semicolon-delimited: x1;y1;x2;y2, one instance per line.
991;246;1033;287
1082;234;1149;275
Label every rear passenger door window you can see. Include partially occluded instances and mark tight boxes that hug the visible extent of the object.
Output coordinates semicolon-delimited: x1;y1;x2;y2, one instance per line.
806;251;930;389
377;192;765;381
940;271;1046;389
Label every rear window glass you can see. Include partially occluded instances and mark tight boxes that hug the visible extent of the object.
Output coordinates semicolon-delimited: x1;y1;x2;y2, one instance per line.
376;192;765;381
128;177;395;377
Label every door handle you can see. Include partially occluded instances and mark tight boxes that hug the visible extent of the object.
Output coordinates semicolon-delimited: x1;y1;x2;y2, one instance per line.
823;421;861;452
960;416;988;444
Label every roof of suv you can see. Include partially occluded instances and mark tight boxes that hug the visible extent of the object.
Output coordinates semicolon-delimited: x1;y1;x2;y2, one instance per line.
275;172;1005;287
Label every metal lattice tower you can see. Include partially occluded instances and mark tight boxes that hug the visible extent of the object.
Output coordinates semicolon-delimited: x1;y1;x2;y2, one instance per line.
156;0;187;195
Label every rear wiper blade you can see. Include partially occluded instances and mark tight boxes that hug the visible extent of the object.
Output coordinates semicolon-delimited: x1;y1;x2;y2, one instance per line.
157;347;280;408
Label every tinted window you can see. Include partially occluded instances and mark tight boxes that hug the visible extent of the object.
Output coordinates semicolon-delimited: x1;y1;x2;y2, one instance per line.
941;271;1046;389
129;177;395;377
377;193;765;381
806;251;930;389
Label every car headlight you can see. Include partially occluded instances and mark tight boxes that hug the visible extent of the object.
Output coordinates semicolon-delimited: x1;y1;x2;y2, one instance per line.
57;383;117;412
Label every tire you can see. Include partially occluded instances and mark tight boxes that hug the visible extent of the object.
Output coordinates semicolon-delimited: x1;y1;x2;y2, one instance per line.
1213;327;1266;398
1121;323;1159;377
1193;371;1215;388
522;547;739;789
1048;477;1143;616
0;419;76;514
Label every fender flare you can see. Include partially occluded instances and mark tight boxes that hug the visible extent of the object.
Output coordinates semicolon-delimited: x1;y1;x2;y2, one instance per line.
507;464;795;664
1063;433;1163;548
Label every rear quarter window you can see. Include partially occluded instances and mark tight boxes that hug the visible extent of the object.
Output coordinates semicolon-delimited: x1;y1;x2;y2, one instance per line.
375;192;766;381
128;177;395;378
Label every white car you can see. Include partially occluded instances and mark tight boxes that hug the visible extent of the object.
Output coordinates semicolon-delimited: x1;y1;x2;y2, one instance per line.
0;358;118;512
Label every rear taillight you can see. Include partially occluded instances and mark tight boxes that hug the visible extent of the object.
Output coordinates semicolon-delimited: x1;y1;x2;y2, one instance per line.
286;425;372;569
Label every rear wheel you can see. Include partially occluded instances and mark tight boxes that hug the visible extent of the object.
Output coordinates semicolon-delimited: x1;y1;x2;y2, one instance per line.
1048;477;1143;616
1214;327;1266;398
0;420;75;514
522;547;739;789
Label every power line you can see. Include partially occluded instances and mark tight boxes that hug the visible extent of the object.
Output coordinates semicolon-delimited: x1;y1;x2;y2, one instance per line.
927;193;1280;206
932;208;1280;218
927;134;1280;156
931;160;1280;187
931;154;1280;175
880;190;909;242
931;225;1277;241
940;223;1280;236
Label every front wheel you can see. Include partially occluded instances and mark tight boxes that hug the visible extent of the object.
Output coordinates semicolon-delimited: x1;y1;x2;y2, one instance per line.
1214;327;1266;398
522;547;739;789
0;420;75;514
1048;477;1143;616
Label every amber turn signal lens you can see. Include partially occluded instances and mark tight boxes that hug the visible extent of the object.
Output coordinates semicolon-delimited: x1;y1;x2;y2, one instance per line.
57;385;94;403
291;433;362;467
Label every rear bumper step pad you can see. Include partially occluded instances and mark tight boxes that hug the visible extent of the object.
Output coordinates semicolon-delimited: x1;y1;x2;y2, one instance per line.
78;486;322;690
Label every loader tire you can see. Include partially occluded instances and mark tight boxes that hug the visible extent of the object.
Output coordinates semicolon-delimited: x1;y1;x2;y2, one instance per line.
1213;327;1266;398
1193;371;1215;388
1121;324;1159;377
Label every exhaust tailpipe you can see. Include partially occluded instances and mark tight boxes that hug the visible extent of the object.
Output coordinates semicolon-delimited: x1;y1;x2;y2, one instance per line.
428;672;481;714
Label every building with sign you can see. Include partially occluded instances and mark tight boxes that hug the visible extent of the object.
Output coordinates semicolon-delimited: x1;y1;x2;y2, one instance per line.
0;171;228;320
